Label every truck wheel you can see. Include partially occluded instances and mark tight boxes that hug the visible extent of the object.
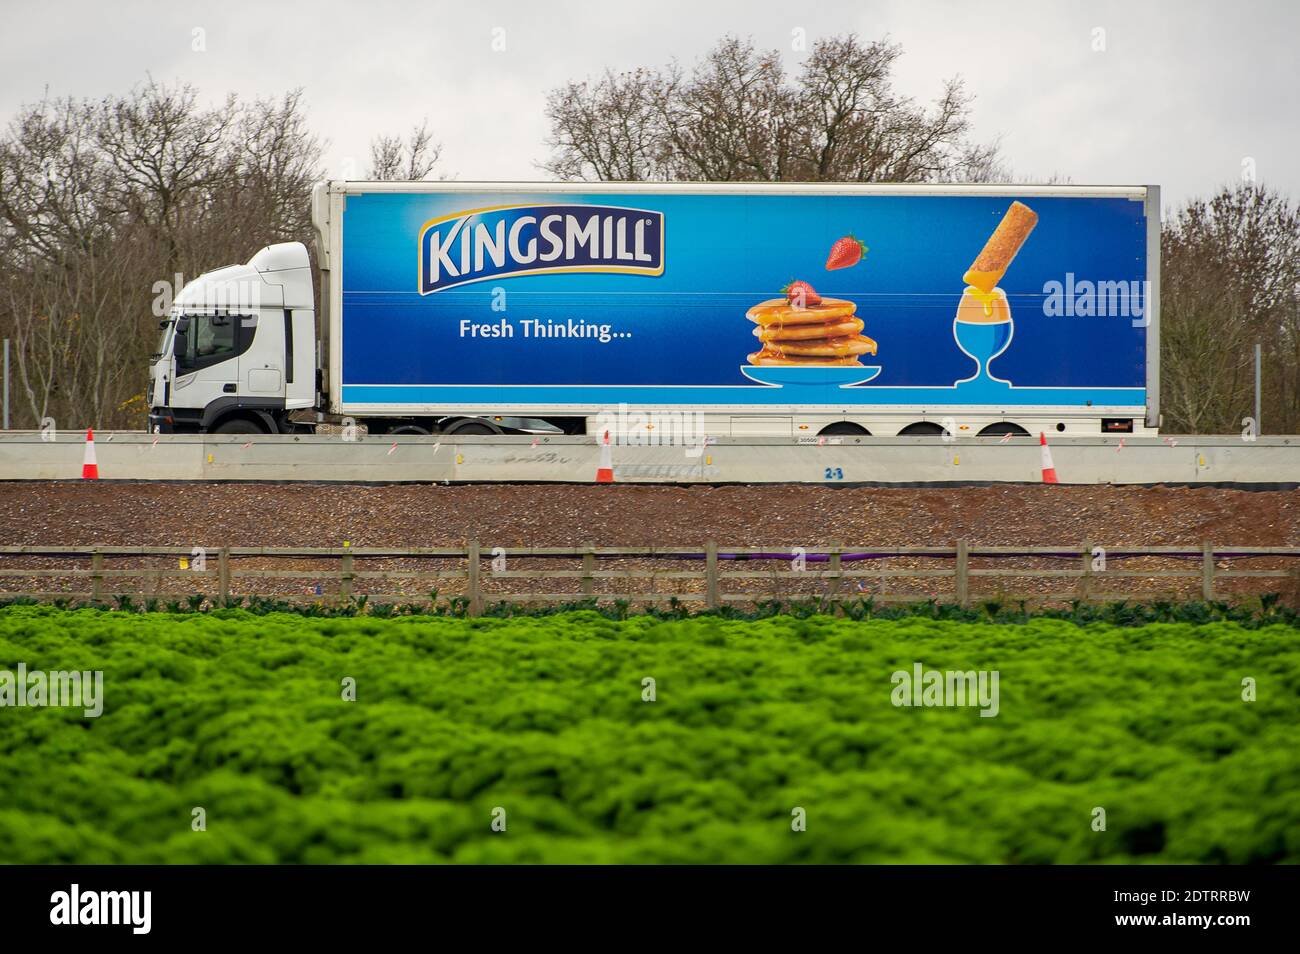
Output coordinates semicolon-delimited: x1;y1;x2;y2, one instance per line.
818;422;871;436
445;419;501;435
213;418;265;435
897;422;947;437
978;422;1029;437
388;424;431;435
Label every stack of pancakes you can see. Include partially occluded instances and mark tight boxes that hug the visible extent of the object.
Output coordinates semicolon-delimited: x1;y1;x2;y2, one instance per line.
746;297;877;366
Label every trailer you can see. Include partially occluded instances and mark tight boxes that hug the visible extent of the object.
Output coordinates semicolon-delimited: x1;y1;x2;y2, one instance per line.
148;181;1160;438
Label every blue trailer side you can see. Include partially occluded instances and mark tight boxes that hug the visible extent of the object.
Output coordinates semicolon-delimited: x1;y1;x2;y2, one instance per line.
312;182;1158;438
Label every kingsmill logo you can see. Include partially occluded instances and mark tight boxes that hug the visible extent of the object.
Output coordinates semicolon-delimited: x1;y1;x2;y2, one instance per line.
419;204;664;294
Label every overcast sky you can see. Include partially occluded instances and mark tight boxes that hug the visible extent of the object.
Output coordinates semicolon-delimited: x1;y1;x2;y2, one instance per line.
2;0;1295;209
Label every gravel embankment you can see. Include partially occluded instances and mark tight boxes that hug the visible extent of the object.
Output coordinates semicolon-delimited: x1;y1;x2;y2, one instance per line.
0;482;1295;548
0;483;1295;605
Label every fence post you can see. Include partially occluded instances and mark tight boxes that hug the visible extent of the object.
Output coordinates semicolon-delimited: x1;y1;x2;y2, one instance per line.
705;540;719;610
218;547;230;605
1202;541;1215;601
828;542;843;608
467;540;482;616
90;549;104;604
1079;540;1093;603
340;548;354;602
955;539;969;608
582;543;595;597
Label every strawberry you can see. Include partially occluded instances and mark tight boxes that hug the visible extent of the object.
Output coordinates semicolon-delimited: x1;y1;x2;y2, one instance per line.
782;280;822;308
825;235;868;270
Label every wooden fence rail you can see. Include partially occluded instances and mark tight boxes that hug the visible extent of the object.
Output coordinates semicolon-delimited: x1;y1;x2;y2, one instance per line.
0;543;1297;613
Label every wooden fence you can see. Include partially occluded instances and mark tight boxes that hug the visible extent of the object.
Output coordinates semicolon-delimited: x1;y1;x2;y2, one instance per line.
0;543;1297;612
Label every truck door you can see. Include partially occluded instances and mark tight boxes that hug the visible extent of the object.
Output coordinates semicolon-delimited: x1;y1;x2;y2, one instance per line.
172;314;242;410
239;313;285;398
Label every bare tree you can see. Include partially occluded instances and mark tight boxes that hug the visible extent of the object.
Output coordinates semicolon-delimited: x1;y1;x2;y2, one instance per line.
0;79;324;430
544;34;1002;183
367;120;442;180
543;69;667;181
1161;183;1300;434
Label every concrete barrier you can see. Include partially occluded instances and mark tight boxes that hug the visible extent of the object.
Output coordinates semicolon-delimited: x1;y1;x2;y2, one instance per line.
0;431;1295;485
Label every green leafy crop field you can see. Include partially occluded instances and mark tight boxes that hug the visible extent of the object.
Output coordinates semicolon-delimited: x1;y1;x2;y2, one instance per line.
1;606;1296;864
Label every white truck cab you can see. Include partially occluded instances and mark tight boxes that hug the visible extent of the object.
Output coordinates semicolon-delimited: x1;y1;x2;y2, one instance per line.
148;242;316;433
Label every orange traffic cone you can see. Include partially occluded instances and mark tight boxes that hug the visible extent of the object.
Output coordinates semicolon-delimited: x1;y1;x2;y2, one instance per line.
82;427;99;480
595;430;614;483
1039;432;1058;484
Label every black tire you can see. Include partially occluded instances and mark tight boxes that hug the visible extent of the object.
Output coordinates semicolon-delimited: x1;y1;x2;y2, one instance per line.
213;418;265;435
446;419;500;435
818;422;871;436
897;422;947;437
388;424;431;436
977;422;1030;437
